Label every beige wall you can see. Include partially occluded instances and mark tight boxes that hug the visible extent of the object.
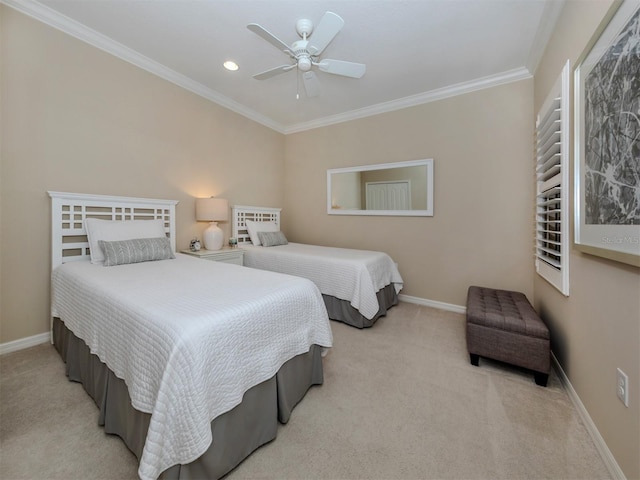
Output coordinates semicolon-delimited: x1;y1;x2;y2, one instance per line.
0;7;285;343
283;79;535;307
533;1;640;478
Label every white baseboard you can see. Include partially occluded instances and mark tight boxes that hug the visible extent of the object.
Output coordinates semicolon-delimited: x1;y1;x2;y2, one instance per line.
398;294;466;314
551;353;626;480
0;332;50;355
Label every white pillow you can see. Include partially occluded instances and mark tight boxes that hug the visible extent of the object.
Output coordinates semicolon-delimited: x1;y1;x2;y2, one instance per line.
245;220;279;246
85;218;167;264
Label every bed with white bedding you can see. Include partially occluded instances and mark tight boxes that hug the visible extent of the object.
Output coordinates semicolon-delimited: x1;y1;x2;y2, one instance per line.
232;205;403;328
48;192;333;480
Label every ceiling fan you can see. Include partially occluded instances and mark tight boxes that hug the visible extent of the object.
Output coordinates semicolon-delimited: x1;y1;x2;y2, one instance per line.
247;11;366;98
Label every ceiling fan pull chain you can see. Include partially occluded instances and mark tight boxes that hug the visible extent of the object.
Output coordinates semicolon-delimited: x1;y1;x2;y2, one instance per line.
296;70;300;100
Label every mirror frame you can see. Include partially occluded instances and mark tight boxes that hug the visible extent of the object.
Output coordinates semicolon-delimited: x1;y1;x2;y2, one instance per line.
327;159;434;216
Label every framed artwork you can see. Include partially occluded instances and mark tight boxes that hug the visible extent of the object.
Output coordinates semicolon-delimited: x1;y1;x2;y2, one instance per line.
574;0;640;267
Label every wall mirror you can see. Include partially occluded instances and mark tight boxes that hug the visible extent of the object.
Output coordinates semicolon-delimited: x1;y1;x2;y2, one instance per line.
327;159;434;216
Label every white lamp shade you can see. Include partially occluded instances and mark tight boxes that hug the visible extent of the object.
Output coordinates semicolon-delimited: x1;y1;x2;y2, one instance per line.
196;197;229;222
196;197;228;250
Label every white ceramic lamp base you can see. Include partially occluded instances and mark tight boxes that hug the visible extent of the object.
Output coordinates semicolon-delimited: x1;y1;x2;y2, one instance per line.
202;222;224;250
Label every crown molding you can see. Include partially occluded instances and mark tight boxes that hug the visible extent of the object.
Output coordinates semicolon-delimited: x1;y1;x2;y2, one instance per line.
1;0;286;133
4;0;536;136
284;67;532;134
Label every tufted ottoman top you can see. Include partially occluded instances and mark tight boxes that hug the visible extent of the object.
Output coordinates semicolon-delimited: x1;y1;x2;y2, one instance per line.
466;286;549;339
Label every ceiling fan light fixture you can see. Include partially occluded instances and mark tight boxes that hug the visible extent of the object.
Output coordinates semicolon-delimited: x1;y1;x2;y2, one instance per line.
297;56;312;72
223;60;239;71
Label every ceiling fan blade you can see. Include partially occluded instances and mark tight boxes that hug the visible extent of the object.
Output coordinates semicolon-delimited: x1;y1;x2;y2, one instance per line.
253;64;295;80
307;11;344;55
247;23;291;55
302;71;320;98
317;59;366;78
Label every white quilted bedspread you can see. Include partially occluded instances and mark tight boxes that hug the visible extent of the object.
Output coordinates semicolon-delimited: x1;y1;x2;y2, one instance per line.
242;243;403;319
51;255;333;480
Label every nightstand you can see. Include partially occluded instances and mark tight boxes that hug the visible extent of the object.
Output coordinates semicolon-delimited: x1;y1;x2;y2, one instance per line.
181;247;244;266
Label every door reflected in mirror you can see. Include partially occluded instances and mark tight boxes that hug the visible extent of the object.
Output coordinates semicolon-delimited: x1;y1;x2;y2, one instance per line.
327;159;433;216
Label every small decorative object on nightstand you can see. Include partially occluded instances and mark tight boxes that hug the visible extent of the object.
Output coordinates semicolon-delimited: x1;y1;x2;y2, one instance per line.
189;238;201;252
228;237;238;248
181;247;244;266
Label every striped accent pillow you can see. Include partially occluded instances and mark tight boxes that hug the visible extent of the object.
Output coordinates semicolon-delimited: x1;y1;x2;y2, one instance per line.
257;231;288;247
99;237;175;266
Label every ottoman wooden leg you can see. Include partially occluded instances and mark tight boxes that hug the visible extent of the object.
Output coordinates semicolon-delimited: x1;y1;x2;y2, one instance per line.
534;372;548;387
470;353;480;366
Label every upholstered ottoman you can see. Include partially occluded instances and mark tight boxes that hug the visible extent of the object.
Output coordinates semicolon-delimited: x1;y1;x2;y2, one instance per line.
466;286;550;386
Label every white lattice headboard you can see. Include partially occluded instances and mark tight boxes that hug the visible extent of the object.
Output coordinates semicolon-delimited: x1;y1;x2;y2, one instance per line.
48;191;178;268
232;205;281;245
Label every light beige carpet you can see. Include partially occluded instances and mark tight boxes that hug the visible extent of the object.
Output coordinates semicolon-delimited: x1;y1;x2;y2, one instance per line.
0;302;611;480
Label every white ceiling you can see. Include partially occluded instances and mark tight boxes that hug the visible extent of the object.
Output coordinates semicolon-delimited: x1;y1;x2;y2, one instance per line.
6;0;563;133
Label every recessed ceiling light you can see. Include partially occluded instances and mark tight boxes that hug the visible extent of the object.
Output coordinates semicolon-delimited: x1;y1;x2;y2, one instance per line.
223;61;239;71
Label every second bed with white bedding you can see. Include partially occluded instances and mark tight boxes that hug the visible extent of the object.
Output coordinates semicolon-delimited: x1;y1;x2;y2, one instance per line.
242;242;404;327
231;205;404;328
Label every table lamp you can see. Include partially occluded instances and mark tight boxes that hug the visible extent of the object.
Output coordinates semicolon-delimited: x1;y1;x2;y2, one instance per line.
196;197;229;250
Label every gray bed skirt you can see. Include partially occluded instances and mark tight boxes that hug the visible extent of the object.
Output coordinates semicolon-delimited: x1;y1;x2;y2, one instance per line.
323;283;399;328
52;317;324;479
